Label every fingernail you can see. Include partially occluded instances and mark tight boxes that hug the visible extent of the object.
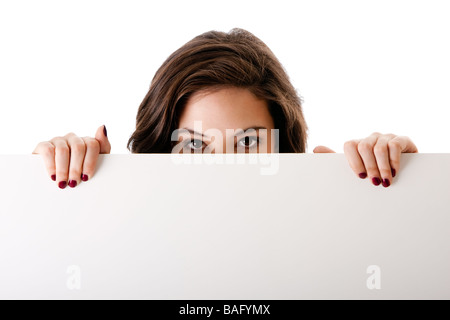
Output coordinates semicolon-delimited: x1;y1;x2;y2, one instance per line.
391;168;396;178
382;178;390;188
51;174;56;181
359;172;367;179
372;177;381;186
81;174;89;182
58;181;67;189
103;125;107;137
68;180;77;188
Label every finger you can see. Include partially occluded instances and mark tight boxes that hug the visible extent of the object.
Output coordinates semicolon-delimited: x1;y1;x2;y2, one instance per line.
33;141;57;181
343;139;368;178
357;132;382;186
373;135;395;187
50;137;70;189
387;135;418;178
94;125;111;154
389;135;418;153
65;133;87;188
80;137;100;182
313;145;336;153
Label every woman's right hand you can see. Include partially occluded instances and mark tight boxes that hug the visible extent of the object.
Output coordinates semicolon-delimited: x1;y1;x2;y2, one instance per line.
32;125;111;189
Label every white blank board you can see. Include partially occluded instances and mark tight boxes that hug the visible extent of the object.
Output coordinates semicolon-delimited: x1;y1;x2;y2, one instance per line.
0;153;449;299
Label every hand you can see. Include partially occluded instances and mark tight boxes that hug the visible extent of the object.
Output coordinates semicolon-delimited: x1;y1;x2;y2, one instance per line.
313;132;418;187
32;125;111;189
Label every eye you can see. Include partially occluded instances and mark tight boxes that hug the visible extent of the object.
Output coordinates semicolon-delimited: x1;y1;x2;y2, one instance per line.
238;136;258;149
186;139;205;151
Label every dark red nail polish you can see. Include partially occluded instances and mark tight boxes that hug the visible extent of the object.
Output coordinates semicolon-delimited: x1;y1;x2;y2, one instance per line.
81;174;89;182
68;180;77;188
372;177;381;186
51;174;56;181
58;181;67;189
103;125;107;137
359;172;367;179
382;178;390;188
391;168;396;178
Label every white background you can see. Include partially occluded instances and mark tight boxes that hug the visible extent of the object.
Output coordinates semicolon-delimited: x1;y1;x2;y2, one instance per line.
0;0;449;154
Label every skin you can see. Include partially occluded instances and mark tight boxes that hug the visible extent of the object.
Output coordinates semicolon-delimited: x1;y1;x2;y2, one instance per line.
32;86;418;189
174;87;275;154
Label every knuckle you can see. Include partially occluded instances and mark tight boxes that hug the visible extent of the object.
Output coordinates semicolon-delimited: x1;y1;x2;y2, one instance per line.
70;167;82;177
41;144;56;157
373;145;385;155
35;141;46;148
82;159;96;174
85;139;100;152
388;139;401;150
82;163;93;172
64;132;76;138
56;169;68;178
371;131;382;136
343;140;358;150
71;142;86;154
55;145;70;157
82;167;95;177
357;141;372;153
50;136;63;143
365;166;379;175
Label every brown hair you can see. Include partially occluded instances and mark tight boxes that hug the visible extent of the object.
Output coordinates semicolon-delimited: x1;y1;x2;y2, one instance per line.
127;28;308;153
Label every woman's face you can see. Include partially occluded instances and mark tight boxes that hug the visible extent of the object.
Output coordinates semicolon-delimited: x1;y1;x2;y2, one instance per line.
176;87;276;153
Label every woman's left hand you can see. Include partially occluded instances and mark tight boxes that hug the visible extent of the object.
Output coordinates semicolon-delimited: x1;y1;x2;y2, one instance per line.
313;132;418;187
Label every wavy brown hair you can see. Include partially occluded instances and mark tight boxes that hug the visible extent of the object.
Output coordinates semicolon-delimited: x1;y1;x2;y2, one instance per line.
127;28;308;153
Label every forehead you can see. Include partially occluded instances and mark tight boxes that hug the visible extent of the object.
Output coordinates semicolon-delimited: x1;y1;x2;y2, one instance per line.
178;87;274;131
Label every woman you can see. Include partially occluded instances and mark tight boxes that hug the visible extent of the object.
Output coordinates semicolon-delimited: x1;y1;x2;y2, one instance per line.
32;28;418;189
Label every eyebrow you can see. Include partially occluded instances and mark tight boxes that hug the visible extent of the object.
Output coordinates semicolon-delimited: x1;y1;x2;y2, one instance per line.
180;126;268;138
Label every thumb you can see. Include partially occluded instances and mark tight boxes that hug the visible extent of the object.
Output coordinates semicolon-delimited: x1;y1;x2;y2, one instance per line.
313;145;336;153
95;125;111;154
